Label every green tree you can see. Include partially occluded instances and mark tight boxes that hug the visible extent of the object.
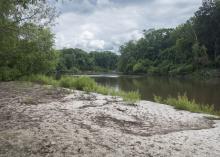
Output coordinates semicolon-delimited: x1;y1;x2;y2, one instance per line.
194;0;220;61
0;0;58;80
192;42;209;68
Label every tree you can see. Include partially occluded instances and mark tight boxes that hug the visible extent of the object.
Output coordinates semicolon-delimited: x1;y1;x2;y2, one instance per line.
59;49;119;73
90;51;119;71
194;0;220;61
0;0;58;80
0;0;57;33
192;42;209;69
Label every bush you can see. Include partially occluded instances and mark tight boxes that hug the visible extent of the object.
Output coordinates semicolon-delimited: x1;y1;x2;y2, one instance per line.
69;67;80;73
133;61;147;73
0;67;21;81
147;66;160;74
73;77;97;91
153;95;164;103
154;94;219;116
119;91;140;103
95;85;110;95
59;76;97;90
59;76;77;88
20;74;58;86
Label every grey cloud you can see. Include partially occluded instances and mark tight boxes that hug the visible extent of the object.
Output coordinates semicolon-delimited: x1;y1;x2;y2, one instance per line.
53;0;202;52
109;0;152;6
55;0;153;14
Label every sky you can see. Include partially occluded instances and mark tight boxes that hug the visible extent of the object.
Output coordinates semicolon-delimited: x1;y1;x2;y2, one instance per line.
52;0;202;52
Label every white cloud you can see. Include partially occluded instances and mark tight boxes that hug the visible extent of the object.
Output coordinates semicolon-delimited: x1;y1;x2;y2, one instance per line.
80;31;94;40
52;0;202;52
97;0;111;6
89;40;105;49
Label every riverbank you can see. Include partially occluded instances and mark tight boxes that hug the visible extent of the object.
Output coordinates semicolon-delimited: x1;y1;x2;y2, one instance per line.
68;68;220;79
0;82;220;157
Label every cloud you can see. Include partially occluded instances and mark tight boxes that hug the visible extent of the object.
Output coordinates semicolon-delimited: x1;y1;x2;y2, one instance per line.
80;31;94;40
89;40;105;49
52;0;202;52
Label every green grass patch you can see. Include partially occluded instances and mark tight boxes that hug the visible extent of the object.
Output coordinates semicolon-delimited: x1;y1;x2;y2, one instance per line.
22;75;140;103
118;91;140;103
154;94;220;116
20;74;59;86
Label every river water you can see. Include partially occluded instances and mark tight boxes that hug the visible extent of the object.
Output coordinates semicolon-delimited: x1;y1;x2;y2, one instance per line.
84;74;220;110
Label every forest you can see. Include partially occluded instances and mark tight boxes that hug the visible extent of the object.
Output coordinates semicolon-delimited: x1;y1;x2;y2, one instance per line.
57;49;119;73
0;0;220;81
118;0;220;76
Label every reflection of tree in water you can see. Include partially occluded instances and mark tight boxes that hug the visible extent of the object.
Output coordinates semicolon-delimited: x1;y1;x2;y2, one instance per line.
94;76;220;110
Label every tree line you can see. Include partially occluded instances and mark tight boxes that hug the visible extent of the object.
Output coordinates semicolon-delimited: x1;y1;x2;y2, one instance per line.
118;0;220;76
0;0;220;81
57;48;119;73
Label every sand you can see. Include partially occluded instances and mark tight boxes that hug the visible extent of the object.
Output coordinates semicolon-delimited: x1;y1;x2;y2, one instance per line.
0;82;219;157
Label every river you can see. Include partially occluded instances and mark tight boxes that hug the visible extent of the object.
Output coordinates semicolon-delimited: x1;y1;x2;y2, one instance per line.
78;74;220;111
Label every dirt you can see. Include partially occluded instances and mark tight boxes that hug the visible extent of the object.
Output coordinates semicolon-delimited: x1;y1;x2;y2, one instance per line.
0;82;220;157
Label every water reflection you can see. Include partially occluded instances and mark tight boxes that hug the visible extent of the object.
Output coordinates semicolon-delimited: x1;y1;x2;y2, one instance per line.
92;75;220;110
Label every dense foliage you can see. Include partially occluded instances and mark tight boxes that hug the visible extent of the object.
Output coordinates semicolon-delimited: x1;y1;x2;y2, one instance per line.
118;0;220;76
58;48;119;73
0;0;58;81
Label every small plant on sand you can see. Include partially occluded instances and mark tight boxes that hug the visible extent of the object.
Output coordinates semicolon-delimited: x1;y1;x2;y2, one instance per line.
154;94;220;116
22;96;37;105
118;91;140;104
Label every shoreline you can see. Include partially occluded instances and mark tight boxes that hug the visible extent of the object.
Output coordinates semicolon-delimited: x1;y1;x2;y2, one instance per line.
0;82;220;156
68;69;220;79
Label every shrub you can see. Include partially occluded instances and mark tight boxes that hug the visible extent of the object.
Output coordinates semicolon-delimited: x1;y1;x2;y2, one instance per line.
73;77;97;91
95;85;110;95
0;67;21;81
59;76;77;88
21;74;58;86
69;67;80;73
169;64;194;75
154;94;219;116
119;91;140;103
133;62;146;73
147;66;160;74
153;95;164;103
59;76;98;90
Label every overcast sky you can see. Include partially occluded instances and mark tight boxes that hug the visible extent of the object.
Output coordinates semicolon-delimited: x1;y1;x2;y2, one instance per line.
52;0;202;52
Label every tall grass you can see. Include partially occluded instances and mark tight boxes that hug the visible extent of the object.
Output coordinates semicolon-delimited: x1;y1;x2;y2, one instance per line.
59;76;97;91
20;75;59;86
154;94;220;116
22;75;140;103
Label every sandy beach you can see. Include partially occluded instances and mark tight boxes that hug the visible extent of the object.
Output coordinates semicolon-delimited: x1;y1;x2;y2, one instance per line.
0;82;219;157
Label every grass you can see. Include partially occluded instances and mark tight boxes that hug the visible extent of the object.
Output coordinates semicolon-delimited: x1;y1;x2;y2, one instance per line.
21;75;59;86
154;94;220;116
21;74;140;103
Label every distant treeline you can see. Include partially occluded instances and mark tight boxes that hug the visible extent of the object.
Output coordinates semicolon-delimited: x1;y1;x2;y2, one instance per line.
0;0;220;81
59;0;220;76
57;48;119;73
118;0;220;76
